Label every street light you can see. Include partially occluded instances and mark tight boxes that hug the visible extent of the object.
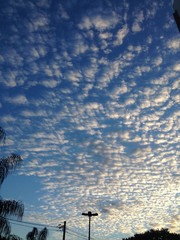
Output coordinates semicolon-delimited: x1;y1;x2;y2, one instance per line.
82;211;98;240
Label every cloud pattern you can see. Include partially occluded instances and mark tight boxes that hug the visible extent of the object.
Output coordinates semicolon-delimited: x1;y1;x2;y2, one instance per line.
0;0;179;239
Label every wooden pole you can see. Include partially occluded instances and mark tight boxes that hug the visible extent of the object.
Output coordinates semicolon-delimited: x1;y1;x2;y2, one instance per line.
63;221;66;240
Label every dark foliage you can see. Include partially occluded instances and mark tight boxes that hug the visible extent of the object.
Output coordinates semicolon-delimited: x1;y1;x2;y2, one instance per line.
0;127;24;237
8;235;22;240
0;217;10;237
26;227;48;240
0;200;24;218
26;227;38;240
122;228;180;240
38;228;48;240
0;154;23;186
0;127;6;144
0;234;22;240
0;127;48;240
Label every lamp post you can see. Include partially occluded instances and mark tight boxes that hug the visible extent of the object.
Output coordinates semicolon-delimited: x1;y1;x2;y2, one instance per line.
82;211;98;240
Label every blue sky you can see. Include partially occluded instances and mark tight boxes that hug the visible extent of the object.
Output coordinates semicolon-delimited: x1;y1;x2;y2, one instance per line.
0;0;180;239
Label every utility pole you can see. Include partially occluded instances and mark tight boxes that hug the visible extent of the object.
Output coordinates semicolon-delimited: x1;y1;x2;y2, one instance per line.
63;221;66;240
82;211;98;240
57;221;66;240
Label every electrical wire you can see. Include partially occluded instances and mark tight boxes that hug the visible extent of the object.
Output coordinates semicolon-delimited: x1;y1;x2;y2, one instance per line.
66;230;87;240
67;228;88;238
0;215;62;232
66;227;97;240
0;215;101;240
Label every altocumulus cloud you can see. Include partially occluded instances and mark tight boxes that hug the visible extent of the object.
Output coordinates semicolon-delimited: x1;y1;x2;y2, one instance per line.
0;0;179;240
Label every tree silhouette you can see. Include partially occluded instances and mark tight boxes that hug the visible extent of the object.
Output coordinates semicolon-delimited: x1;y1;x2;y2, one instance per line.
0;127;24;237
122;228;180;240
0;127;48;240
0;234;22;240
38;228;48;240
26;227;48;240
26;227;38;240
0;127;6;144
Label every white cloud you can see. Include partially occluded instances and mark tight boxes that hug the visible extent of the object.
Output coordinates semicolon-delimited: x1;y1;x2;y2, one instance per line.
172;79;180;89
151;76;169;85
153;56;163;66
28;14;49;32
5;94;28;105
124;98;135;106
151;87;170;105
132;10;144;33
74;41;89;55
167;38;180;50
114;24;129;46
78;12;119;31
173;63;180;71
110;82;129;98
99;32;112;40
1;115;16;123
41;80;59;88
21;109;47;117
132;22;142;32
58;4;70;20
128;45;142;53
134;66;151;76
65;70;82;85
146;1;160;19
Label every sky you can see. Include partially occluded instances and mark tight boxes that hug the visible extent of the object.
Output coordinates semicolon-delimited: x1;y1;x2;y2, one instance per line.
0;0;180;240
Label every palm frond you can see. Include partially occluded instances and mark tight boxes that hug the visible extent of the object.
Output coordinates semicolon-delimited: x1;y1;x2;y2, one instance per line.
0;216;11;237
0;127;6;144
0;200;24;219
26;227;38;240
8;234;23;240
0;154;23;186
38;228;48;240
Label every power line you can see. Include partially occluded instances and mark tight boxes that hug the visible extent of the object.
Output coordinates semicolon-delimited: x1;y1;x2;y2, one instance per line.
10;221;61;233
66;230;87;240
0;215;62;231
66;227;97;240
67;228;88;238
0;215;101;240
